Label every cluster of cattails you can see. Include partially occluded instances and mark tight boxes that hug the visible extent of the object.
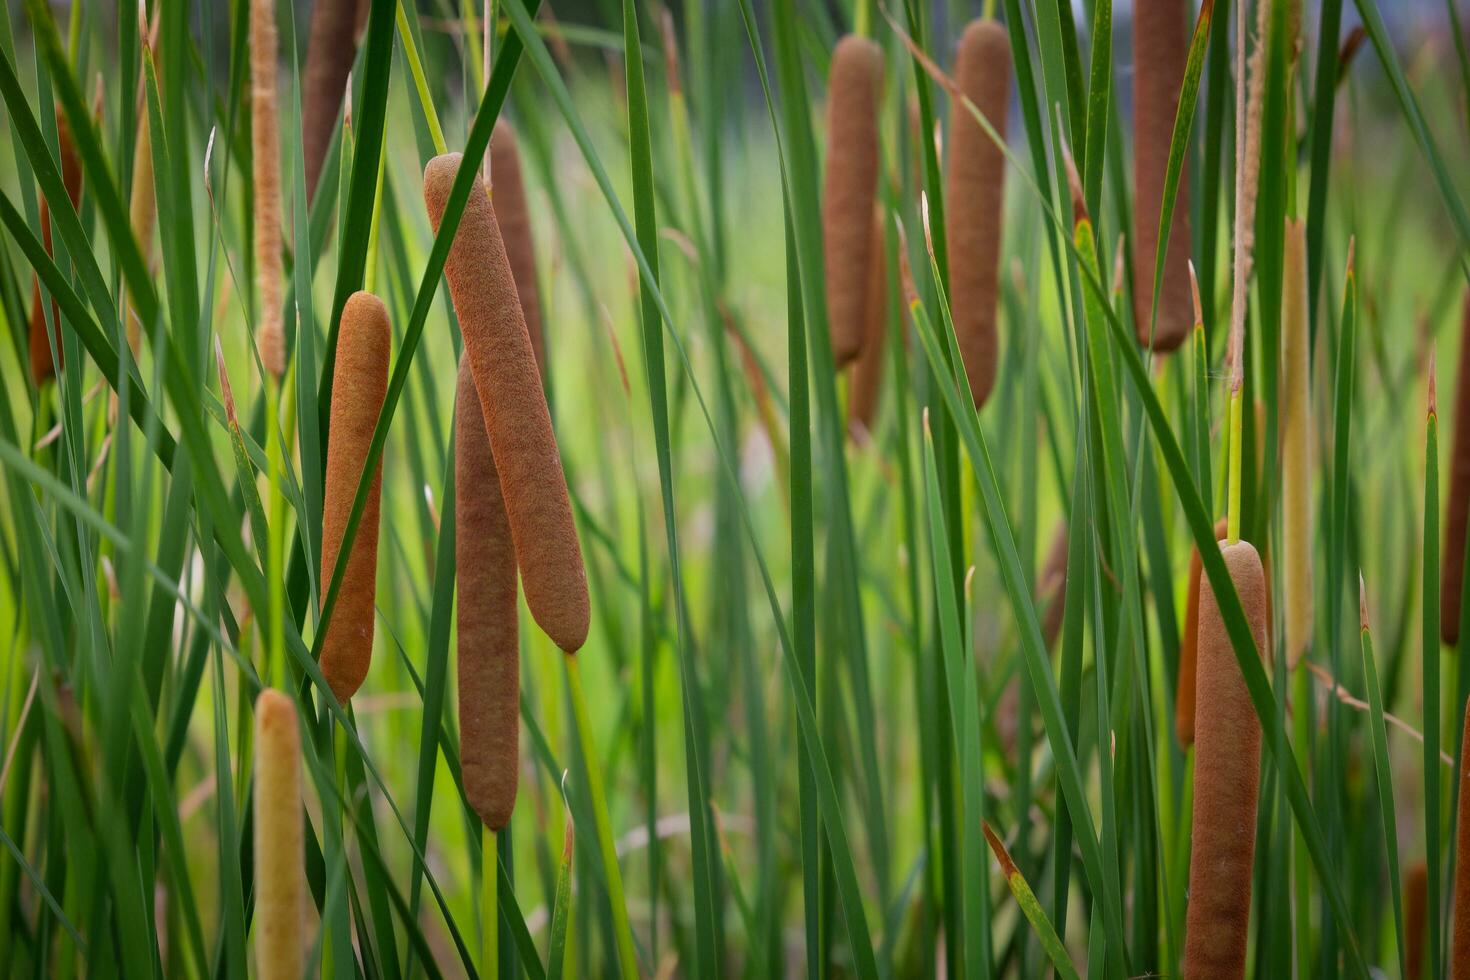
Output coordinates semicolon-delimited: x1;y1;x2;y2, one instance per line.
27;109;83;386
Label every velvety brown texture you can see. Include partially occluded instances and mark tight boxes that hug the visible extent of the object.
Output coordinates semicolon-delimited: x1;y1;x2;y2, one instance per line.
28;112;82;385
491;121;546;376
253;689;303;980
1456;697;1470;978
1407;859;1429;980
821;35;882;368
946;19;1010;408
1132;0;1193;352
1445;293;1470;646
1184;540;1267;980
848;212;888;437
1176;517;1228;747
455;360;520;831
424;152;590;653
302;0;359;201
318;291;390;702
250;0;285;377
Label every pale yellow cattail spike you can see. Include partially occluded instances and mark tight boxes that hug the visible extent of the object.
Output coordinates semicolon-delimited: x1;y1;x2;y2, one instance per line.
253;689;304;980
250;0;285;379
1281;217;1312;669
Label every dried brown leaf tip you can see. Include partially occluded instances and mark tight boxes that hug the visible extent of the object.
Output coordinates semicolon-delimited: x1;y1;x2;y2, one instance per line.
216;335;237;426
1430;349;1439;419
1359;574;1369;632
981;822;1018;878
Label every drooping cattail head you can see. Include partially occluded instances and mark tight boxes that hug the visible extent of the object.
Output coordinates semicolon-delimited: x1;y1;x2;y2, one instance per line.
423;152;589;653
1406;859;1429;980
1184;539;1267;979
1175;517;1228;747
250;0;285;379
490;121;546;376
848;210;889;439
1454;695;1470;977
28;109;83;385
946;18;1010;407
822;35;882;368
253;689;304;980
302;0;361;201
1281;217;1313;668
456;359;520;831
319;291;391;702
1132;0;1193;352
1443;292;1470;646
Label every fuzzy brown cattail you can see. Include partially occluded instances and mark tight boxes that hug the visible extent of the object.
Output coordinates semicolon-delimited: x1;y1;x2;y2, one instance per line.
848;211;889;438
1456;697;1470;978
301;0;361;201
318;291;390;702
27;111;83;385
490;121;546;375
251;0;285;378
1444;293;1470;646
1281;217;1313;668
946;19;1010;407
253;689;304;980
423;152;589;653
1183;539;1267;979
1406;859;1429;980
1176;517;1228;746
456;359;520;831
1132;0;1193;352
821;35;882;368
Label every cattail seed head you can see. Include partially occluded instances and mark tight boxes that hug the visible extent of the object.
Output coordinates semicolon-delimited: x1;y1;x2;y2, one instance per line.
250;0;285;379
423;152;589;653
302;0;360;201
319;291;391;702
848;211;889;439
822;35;882;368
28;109;83;385
456;359;520;831
1132;0;1193;351
490;121;546;376
1281;217;1313;668
1176;517;1227;746
946;19;1010;407
1444;292;1470;646
1184;539;1267;979
1406;859;1429;980
253;689;304;980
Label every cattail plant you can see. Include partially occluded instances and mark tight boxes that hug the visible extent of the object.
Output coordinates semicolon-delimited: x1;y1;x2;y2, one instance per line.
253;689;303;980
946;18;1010;407
1281;217;1312;667
424;152;589;653
848;211;888;438
1175;517;1227;747
822;35;882;368
1131;0;1192;351
455;358;520;831
250;0;285;378
1183;539;1267;978
1455;696;1470;976
1407;859;1429;980
1444;293;1470;646
491;121;547;376
27;110;83;385
319;291;391;702
301;0;360;200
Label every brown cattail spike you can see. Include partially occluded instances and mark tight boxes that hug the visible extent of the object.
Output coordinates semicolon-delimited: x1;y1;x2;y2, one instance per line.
456;359;520;831
1132;0;1193;352
318;291;391;702
250;0;285;378
302;0;361;201
490;121;546;376
822;35;882;368
28;110;83;385
423;152;589;653
1406;859;1429;980
1175;517;1227;746
1184;539;1268;979
848;211;889;439
1444;293;1470;646
253;689;304;980
947;19;1010;408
